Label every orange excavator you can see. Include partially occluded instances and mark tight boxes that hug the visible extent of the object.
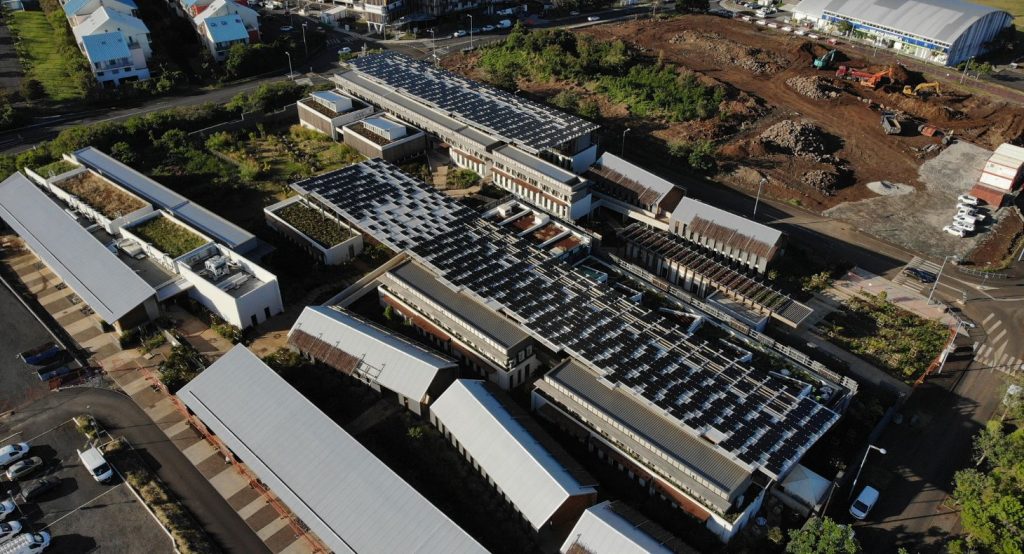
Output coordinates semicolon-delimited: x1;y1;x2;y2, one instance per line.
836;65;896;89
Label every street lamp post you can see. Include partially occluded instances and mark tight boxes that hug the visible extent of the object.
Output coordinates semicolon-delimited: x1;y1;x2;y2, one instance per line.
927;255;956;305
468;15;474;49
285;51;294;80
301;23;308;58
849;445;886;498
753;177;767;219
428;29;437;66
621;127;631;157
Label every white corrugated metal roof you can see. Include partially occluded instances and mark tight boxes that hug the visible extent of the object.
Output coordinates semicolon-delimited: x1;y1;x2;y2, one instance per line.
595;153;678;201
431;380;596;530
793;0;1009;45
72;148;255;250
559;502;675;554
177;346;487;554
290;306;456;403
670;197;782;247
994;143;1024;164
0;173;155;323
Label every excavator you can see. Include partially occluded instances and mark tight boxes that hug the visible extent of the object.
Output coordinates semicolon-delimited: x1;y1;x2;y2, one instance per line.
813;49;837;69
902;82;941;97
836;65;896;89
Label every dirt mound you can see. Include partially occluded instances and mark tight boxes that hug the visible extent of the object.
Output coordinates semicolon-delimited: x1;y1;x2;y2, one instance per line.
759;120;842;158
669;30;787;74
802;169;843;196
786;76;842;100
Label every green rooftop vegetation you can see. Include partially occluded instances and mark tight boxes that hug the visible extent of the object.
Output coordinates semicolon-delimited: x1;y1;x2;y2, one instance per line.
130;216;208;258
276;201;351;248
35;159;78;177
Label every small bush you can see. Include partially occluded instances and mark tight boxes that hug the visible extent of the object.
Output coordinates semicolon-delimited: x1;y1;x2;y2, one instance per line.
141;333;167;354
118;328;140;349
213;323;243;343
446;168;481;189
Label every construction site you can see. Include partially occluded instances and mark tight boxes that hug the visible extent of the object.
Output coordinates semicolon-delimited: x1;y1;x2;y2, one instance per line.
444;14;1024;263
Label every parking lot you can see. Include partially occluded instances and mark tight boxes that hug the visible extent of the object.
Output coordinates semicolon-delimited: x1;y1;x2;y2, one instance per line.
0;283;53;413
0;414;173;554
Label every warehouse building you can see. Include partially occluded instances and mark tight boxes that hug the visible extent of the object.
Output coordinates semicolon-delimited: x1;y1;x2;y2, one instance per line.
332;52;597;221
430;380;598;533
560;501;697;554
290;160;849;541
792;0;1013;66
177;345;487;554
289;305;459;414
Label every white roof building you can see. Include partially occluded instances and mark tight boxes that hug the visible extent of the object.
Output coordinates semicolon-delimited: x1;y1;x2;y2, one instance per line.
669;197;783;273
288;305;459;414
560;501;697;554
177;345;487;554
430;380;597;530
0;172;156;324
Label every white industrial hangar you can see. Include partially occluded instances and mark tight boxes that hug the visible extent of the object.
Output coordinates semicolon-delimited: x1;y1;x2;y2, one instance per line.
793;0;1014;66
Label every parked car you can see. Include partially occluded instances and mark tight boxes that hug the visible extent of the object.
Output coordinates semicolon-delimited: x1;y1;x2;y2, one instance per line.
569;10;579;15
1;532;50;553
0;444;29;468
0;500;15;521
482;24;495;32
496;19;512;29
452;30;467;38
943;225;966;237
586;15;600;21
850;486;880;520
952;219;976;232
0;520;22;542
17;477;59;503
957;208;984;221
903;267;936;283
953;214;979;228
338;47;352;55
957;193;979;206
5;457;43;481
279;25;293;33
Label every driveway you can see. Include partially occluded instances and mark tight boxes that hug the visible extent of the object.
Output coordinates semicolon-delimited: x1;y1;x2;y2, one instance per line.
1;388;270;554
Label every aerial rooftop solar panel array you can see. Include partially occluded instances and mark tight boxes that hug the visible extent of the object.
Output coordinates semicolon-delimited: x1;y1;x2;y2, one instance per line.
349;52;600;153
297;161;839;479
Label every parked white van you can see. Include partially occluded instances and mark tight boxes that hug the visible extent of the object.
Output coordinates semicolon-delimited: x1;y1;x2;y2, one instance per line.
77;447;114;483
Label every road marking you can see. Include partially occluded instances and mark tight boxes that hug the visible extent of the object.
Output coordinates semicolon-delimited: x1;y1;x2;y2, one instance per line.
988;319;1003;333
982;312;996;325
26;419;74;443
41;483;125;531
0;431;24;444
992;329;1008;344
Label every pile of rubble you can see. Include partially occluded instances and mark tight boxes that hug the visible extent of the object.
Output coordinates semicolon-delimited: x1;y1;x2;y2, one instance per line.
758;120;839;158
785;76;841;100
669;31;786;74
802;170;843;196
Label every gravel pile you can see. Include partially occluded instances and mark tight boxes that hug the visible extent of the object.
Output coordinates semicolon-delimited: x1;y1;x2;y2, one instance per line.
802;170;842;196
758;120;839;158
669;31;786;74
785;76;841;100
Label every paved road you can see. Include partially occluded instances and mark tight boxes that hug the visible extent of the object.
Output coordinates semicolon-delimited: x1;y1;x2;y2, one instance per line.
0;277;55;413
3;388;270;554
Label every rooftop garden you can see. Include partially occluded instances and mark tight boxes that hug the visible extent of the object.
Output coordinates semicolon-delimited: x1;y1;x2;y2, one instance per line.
130;215;208;258
35;159;78;177
53;172;147;219
276;201;352;248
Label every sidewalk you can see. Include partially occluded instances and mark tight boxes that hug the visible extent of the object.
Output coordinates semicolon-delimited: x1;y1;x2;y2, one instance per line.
830;267;957;325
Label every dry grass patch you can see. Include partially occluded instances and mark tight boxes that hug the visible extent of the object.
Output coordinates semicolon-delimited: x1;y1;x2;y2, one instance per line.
54;172;146;219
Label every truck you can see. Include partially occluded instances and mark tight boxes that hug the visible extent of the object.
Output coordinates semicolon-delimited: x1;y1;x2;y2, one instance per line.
881;113;902;135
0;532;50;554
17;343;62;366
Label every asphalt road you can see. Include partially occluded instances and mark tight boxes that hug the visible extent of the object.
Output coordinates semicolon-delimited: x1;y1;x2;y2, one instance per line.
2;388;270;554
0;279;55;413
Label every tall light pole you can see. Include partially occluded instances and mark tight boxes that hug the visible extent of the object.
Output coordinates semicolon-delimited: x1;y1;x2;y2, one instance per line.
428;29;437;66
301;22;308;58
849;445;886;498
468;15;474;49
285;51;294;80
621;127;631;157
753;177;767;219
927;255;956;305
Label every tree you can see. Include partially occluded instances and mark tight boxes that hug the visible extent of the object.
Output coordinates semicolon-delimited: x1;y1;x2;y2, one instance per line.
0;90;17;131
786;517;861;554
953;421;1024;554
20;79;46;102
109;141;137;166
676;0;709;12
802;270;833;293
836;21;853;34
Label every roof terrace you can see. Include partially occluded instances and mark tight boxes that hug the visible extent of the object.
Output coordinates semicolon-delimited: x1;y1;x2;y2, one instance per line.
52;171;147;220
188;250;266;298
272;201;353;248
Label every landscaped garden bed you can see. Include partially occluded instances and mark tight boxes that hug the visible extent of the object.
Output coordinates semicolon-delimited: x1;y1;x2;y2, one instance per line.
276;202;352;248
53;172;147;219
35;159;78;177
129;216;208;258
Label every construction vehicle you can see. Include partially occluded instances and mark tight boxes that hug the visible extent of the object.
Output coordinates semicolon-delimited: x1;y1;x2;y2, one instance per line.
864;67;895;89
902;82;941;97
881;113;902;135
813;49;837;69
918;124;941;137
836;65;896;88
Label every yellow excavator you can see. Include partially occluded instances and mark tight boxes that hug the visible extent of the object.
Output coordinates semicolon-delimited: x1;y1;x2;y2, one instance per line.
902;82;941;97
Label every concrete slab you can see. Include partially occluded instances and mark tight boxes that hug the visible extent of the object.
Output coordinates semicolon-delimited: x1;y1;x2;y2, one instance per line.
122;377;153;397
238;497;270;520
144;397;179;423
162;419;192;439
256;517;289;541
278;539;316;554
209;467;250;499
246;504;281;532
182;439;218;466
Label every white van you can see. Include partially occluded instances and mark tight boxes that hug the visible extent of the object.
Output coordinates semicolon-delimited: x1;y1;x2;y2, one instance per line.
77;447;114;483
497;19;512;29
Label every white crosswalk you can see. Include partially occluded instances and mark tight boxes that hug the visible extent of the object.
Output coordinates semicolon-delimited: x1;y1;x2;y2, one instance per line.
893;256;945;294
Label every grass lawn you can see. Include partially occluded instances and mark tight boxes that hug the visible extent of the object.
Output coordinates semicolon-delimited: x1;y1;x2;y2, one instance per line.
821;292;949;382
9;11;87;101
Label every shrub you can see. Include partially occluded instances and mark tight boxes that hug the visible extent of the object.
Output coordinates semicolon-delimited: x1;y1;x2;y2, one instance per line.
141;333;167;354
446;168;481;189
118;328;140;349
668;138;718;172
20;79;45;102
212;323;243;343
205;132;236;151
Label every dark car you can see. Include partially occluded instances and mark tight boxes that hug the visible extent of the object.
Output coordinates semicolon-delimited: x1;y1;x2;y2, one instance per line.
903;267;936;283
18;476;59;502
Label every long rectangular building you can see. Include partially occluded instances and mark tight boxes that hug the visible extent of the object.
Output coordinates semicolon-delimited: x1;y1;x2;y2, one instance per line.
177;345;487;554
291;160;844;540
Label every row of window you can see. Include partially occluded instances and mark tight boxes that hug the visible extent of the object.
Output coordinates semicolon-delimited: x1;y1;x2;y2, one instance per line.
493;172;569;219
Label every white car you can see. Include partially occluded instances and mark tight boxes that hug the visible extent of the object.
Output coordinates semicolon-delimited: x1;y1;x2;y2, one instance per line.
957;208;984;221
452;30;467;38
943;225;966;237
957;194;979;206
481;25;495;32
952;219;976;232
0;500;15;521
338;47;352;55
0;520;22;542
0;443;29;468
587;15;600;21
850;486;880;520
781;25;793;32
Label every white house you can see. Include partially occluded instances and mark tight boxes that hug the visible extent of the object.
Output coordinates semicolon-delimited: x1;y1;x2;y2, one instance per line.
72;7;152;60
62;0;139;24
79;31;150;86
193;0;260;59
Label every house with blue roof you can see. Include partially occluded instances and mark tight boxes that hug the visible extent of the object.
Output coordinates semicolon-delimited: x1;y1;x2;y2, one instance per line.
79;31;150;86
72;6;153;60
193;0;260;60
62;0;138;24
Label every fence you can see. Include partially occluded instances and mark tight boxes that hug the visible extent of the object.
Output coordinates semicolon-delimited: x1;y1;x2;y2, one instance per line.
188;104;299;139
956;265;1012;279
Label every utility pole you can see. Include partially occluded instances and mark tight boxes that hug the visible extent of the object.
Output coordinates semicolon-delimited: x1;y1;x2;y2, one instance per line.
468;14;474;49
301;22;308;58
621;127;631;157
849;445;886;499
285;51;294;80
753;177;767;219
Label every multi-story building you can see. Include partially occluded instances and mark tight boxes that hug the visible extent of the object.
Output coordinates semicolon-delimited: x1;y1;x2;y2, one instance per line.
67;5;152;86
288;159;850;541
668;197;784;274
332;52;599;220
192;0;260;60
296;89;374;140
341;115;427;163
78;32;151;87
71;7;152;59
327;0;406;34
62;0;139;23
